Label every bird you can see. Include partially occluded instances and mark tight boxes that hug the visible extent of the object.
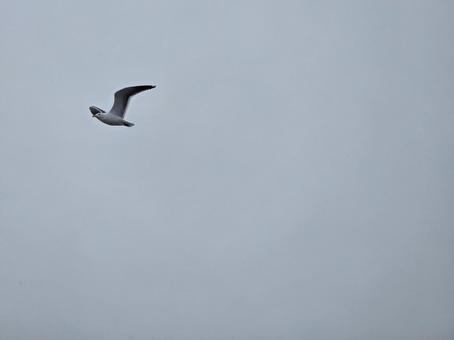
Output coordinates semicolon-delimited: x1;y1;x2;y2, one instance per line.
90;85;155;127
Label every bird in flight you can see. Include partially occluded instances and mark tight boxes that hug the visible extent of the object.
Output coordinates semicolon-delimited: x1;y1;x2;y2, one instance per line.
90;85;156;127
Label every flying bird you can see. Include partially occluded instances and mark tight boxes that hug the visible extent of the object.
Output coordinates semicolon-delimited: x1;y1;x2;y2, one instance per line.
90;85;155;127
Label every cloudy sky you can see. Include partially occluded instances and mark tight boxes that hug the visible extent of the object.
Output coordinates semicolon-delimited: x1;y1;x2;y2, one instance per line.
1;1;453;339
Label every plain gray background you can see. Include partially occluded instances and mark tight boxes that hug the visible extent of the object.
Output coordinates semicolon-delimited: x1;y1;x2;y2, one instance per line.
1;1;453;339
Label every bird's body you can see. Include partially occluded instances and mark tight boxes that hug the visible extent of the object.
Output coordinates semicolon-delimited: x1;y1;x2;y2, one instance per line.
93;111;134;126
90;85;155;127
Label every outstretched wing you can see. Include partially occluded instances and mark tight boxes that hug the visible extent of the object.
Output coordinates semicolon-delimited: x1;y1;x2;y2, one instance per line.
110;85;155;117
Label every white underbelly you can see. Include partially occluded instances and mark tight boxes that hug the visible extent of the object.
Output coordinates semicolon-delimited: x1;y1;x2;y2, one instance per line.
97;113;124;125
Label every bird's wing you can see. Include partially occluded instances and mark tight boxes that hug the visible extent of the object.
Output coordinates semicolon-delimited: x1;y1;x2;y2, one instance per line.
109;85;155;117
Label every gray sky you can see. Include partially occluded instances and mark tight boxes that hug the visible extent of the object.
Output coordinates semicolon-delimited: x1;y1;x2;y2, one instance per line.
1;1;453;339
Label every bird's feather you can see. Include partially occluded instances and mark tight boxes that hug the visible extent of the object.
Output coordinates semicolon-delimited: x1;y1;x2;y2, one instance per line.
110;85;155;118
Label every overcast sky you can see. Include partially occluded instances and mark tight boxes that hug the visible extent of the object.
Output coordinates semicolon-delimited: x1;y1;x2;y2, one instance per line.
1;1;453;339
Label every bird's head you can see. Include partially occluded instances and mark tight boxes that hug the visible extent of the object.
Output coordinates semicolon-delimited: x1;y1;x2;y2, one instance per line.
89;106;104;117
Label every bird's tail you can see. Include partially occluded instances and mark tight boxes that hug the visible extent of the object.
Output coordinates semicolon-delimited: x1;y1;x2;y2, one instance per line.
122;120;135;127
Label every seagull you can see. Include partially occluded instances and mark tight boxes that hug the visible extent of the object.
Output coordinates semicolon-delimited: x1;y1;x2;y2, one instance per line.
89;85;155;127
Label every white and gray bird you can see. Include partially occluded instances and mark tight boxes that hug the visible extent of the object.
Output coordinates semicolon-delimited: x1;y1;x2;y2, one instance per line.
90;85;155;127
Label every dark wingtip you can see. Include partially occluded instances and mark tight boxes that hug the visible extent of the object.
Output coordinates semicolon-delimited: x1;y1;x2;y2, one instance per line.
135;85;155;90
